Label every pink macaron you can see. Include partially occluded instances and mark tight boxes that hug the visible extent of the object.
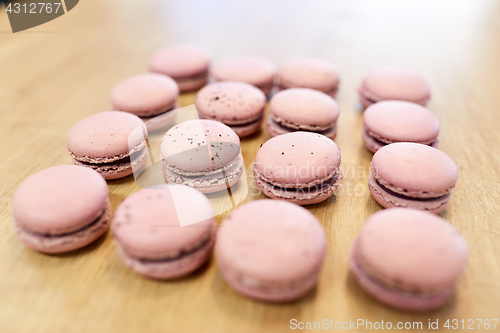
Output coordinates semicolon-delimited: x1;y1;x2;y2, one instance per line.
254;132;342;205
358;66;431;107
67;111;148;180
111;73;179;132
277;57;340;97
195;81;266;138
211;55;276;96
160;119;243;193
12;165;111;254
267;88;340;139
112;185;216;280
216;200;327;302
350;208;468;312
362;100;440;153
369;143;458;214
149;44;210;92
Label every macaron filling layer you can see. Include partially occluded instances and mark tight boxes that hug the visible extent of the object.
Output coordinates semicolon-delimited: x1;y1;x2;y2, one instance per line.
173;70;208;83
257;81;274;94
279;84;338;97
268;116;336;136
359;87;429;107
349;245;454;311
137;102;179;120
16;201;110;238
69;141;146;164
362;127;437;147
373;178;449;202
220;261;322;300
368;175;451;213
71;143;148;176
14;201;111;253
359;90;379;105
118;229;214;263
254;167;342;203
255;167;341;190
227;115;263;128
272;114;334;132
115;227;216;279
162;154;243;191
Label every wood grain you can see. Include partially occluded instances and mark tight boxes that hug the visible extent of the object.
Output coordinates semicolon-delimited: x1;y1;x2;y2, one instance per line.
1;0;500;332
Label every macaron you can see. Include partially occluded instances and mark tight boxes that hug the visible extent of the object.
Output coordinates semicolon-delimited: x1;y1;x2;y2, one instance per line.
111;73;179;132
211;55;276;96
349;208;468;312
277;57;340;97
12;165;111;254
67;111;148;180
267;88;339;140
160;119;243;193
254;132;342;205
358;66;431;107
369;143;458;214
362;100;440;153
195;81;266;138
149;44;210;92
216;200;327;302
112;185;216;279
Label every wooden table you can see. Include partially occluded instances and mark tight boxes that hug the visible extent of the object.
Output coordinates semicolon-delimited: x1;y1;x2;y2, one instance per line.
1;1;500;332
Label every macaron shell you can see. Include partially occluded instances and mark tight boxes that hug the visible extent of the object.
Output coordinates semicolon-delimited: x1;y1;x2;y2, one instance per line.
195;81;266;125
12;165;109;235
160;119;241;173
211;55;276;88
254;132;341;186
278;57;339;93
356;208;468;292
216;200;326;283
112;186;215;260
219;262;322;302
111;73;179;117
360;66;431;105
67;111;147;160
372;143;457;195
149;44;210;79
270;88;339;129
363;101;439;144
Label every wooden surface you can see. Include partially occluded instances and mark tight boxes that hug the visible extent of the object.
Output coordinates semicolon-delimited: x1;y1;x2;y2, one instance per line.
1;1;500;332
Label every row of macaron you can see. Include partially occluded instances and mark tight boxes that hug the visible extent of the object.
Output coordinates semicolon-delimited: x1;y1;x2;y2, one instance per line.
112;72;439;153
112;43;432;140
11;164;467;312
147;43;430;105
66;108;456;215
